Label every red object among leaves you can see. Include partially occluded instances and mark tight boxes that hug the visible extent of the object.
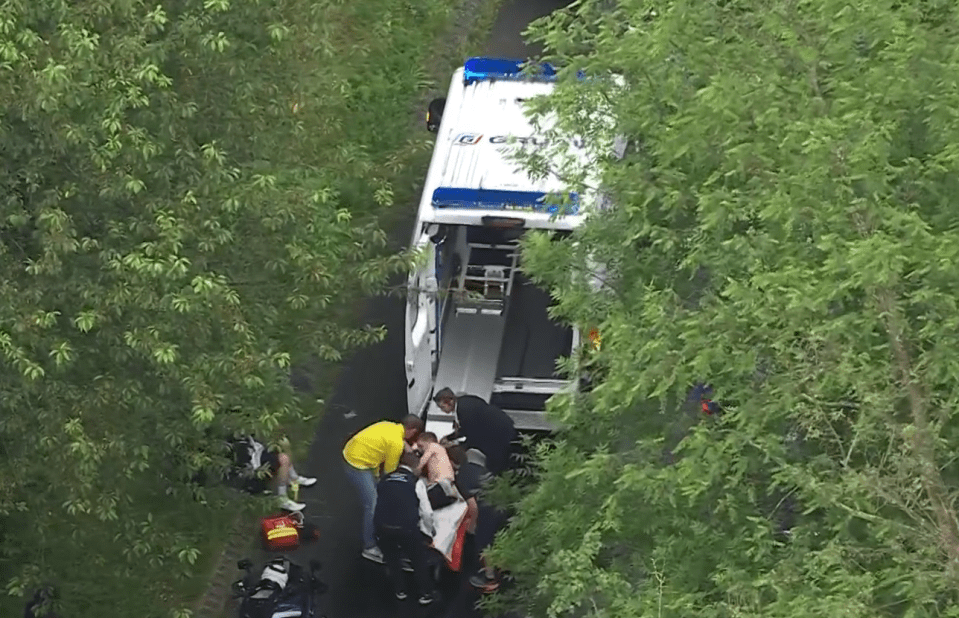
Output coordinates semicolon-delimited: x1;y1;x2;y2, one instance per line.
702;399;722;415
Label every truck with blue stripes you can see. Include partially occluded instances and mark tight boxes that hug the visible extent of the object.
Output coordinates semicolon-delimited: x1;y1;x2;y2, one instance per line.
405;57;612;437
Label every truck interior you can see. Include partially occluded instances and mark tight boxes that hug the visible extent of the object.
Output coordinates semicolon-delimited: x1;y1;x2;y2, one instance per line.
429;222;574;420
496;271;573;379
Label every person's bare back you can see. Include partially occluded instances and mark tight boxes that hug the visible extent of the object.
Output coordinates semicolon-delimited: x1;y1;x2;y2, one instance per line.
415;433;455;484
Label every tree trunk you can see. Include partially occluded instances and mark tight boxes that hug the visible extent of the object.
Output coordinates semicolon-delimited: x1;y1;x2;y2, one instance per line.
877;289;959;580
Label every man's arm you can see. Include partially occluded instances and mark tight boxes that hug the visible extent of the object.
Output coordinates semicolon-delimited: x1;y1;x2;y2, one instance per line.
415;479;436;536
439;432;459;448
440;423;470;449
383;435;403;474
415;448;432;475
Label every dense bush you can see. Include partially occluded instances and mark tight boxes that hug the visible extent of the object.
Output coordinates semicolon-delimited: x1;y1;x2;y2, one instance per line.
491;1;959;617
0;0;454;615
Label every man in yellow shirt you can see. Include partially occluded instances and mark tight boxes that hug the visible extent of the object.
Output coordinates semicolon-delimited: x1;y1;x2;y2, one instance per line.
343;414;425;562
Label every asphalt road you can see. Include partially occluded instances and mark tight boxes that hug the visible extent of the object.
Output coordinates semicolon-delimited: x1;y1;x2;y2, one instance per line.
275;2;573;617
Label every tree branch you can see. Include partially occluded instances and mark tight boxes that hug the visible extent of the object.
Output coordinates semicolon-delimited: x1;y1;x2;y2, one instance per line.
849;206;959;577
876;289;959;578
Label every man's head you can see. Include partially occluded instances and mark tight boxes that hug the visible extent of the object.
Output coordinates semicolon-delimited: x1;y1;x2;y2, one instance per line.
401;414;426;442
433;387;457;414
417;431;438;447
400;450;420;470
446;445;467;468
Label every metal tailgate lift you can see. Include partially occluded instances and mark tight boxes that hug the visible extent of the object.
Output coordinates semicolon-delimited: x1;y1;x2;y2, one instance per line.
453;237;520;316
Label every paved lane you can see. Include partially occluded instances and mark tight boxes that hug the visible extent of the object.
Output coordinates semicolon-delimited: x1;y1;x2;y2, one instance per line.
484;0;570;58
290;2;573;617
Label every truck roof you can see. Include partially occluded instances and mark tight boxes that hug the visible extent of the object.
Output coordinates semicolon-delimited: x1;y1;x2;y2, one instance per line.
416;58;604;231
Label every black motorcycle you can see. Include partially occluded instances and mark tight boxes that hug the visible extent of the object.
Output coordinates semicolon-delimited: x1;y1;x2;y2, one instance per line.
232;556;328;618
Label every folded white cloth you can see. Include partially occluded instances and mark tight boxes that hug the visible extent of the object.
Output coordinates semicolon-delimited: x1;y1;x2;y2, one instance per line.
427;500;468;560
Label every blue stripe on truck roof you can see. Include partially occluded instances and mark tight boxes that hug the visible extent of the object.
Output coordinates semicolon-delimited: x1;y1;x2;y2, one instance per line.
431;187;580;215
463;57;558;85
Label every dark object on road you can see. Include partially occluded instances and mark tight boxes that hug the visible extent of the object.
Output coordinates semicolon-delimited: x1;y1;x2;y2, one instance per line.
233;557;328;618
427;97;446;132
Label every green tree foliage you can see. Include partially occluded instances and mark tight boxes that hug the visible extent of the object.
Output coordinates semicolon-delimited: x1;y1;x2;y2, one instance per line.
490;1;959;617
0;0;450;614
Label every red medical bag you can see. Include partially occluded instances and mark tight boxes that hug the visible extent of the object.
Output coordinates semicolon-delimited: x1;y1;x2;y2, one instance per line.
261;512;302;552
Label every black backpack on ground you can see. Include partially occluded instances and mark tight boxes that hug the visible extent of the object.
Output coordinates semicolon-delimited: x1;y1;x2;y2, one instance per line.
225;436;271;495
241;558;291;618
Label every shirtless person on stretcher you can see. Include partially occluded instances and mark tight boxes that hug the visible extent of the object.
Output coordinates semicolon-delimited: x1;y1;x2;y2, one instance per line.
415;432;460;509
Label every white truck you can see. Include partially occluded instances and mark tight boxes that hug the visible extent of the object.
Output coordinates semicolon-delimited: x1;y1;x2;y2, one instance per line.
404;57;607;438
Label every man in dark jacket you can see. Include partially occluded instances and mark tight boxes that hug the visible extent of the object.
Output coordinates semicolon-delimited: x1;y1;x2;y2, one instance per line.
373;451;438;606
433;388;516;476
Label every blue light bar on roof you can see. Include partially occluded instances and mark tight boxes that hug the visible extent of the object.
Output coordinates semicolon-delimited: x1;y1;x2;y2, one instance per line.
432;187;580;215
463;57;558;85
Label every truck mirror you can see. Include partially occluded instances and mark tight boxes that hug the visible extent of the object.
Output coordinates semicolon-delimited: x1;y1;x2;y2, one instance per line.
427;98;446;132
427;223;448;244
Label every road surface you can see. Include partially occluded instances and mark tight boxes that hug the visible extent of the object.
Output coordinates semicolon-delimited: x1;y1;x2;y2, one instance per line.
284;2;573;617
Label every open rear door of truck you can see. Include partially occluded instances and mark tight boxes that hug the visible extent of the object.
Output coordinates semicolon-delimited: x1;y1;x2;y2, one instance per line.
405;232;438;417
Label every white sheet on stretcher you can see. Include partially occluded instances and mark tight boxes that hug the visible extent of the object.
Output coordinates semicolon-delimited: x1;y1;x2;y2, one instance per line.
426;500;467;561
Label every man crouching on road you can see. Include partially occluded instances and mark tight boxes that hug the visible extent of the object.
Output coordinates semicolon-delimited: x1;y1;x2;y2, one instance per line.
374;450;439;606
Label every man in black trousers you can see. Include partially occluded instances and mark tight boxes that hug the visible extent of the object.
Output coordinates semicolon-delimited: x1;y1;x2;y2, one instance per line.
432;388;516;476
373;450;438;606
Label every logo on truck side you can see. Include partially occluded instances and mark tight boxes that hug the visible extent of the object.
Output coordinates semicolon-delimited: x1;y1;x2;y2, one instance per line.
453;134;586;149
453;133;484;145
489;135;550;145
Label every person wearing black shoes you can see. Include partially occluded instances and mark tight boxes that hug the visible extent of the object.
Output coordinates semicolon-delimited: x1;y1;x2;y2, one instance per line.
373;450;439;606
447;445;504;593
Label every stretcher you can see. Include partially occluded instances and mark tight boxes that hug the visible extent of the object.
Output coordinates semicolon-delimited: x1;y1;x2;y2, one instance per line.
426;500;470;572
